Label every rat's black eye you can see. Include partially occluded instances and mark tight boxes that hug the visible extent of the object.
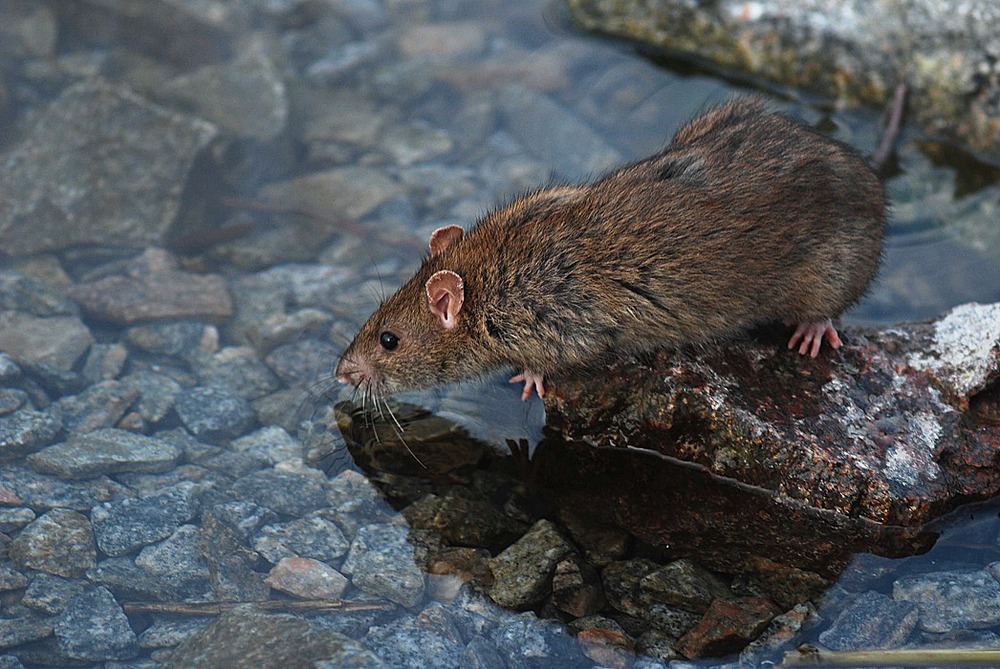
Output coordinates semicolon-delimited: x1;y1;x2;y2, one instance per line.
379;331;399;351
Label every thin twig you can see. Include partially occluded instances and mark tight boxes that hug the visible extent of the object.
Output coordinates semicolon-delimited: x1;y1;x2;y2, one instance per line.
783;645;1000;668
122;599;391;617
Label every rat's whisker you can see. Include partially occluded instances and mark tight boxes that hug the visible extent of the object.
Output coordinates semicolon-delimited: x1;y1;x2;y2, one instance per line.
382;397;426;469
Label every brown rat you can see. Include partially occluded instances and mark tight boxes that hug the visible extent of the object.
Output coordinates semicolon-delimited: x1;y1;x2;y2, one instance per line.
336;98;887;401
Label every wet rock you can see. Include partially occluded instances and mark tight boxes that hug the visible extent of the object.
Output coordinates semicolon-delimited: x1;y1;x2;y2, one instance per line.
551;555;605;618
674;597;781;659
138;618;212;650
488;519;575;610
54;379;140;433
0;354;20;383
0;312;93;371
0;2;56;59
68;262;233;326
27;428;181;479
379;121;454;167
125;321;217;358
260;166;401;222
253;515;350;565
0;564;27;591
544;304;1000;573
226;425;303;467
10;508;96;577
81;342;128;383
341;523;425;607
402;488;527;553
741;602;815;658
498;84;621;181
322;469;398;537
0;508;34;534
231;468;329;516
0;272;77;318
0;82;217;256
426;547;495;600
243;307;334;353
492;615;585;668
175;385;256;440
639;559;730;614
264;557;349;599
573;615;634;669
460;635;507;669
364;616;464;669
53;586;138;661
0;611;54;648
737;557;830;611
120;371;183;424
91;483;201;556
895;568;1000;633
566;0;1000;160
0;465;127;511
22;574;88;615
198;347;281;400
0;410;61;457
87;556;205;602
163;604;351;669
398;21;486;58
301;89;385;150
159;48;287;141
0;390;26;417
818;591;918;650
136;524;210;582
199;512;270;602
265;338;341;386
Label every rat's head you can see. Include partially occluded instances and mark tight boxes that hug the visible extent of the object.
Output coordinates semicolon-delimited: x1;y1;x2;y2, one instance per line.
336;225;478;396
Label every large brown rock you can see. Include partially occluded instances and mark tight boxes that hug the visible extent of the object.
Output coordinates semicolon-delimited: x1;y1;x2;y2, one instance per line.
541;302;1000;575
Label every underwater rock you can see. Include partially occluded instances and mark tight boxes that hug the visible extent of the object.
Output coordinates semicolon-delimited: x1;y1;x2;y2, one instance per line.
565;0;1000;160
543;302;1000;575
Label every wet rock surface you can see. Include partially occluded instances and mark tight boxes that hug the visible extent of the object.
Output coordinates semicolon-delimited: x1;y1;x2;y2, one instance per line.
544;303;1000;573
566;0;1000;160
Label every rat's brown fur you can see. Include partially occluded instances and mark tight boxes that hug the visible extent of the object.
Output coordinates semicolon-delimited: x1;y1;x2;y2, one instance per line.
337;99;886;397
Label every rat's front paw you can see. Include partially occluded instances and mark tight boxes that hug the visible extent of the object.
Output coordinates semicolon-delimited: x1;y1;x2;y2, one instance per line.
788;318;843;358
510;371;546;401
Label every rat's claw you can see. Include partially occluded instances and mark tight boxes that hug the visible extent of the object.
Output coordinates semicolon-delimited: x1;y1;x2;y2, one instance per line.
510;371;546;401
788;319;842;358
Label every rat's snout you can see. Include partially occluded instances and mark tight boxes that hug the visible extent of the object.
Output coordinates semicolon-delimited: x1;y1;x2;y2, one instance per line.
335;354;374;388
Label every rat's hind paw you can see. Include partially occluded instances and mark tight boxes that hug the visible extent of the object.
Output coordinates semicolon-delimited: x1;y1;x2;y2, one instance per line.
510;371;546;401
788;319;843;358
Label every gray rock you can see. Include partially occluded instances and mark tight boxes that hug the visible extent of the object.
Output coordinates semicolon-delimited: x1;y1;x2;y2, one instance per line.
136;524;210;578
0;272;78;317
159;49;287;141
0;312;93;371
0;389;27;417
27;428;181;479
819;591;918;650
263;556;348;599
322;468;397;537
0;2;56;59
54;586;138;661
0;564;27;592
87;556;207;603
198;347;281;401
22;574;87;615
403;488;526;553
0;465;127;511
230;468;330;516
492;615;585;669
175;385;256;440
639;559;731;613
0;654;22;669
379;121;454;167
894;568;1000;633
341;523;425;607
0;611;54;648
260;166;401;222
0;508;34;534
364;616;463;669
137;617;212;649
54;379;140;433
91;483;201;556
199;511;270;602
498;84;622;181
81;342;128;383
9;508;96;577
163;605;354;669
264;338;341;386
461;635;507;669
0;410;61;457
305;41;384;83
0;353;20;383
201;500;277;543
229;425;303;466
488;519;575;609
0;81;217;256
253;515;350;565
120;371;183;424
125;321;215;358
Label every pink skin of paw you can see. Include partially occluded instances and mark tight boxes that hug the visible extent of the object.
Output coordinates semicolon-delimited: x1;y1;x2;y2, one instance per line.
510;371;546;401
787;319;843;358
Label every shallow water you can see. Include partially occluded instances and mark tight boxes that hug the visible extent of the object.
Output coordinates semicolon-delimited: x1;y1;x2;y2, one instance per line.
2;0;1000;666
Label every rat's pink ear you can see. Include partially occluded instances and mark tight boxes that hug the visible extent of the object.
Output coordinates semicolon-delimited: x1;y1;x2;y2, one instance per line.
426;270;464;329
429;225;464;257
